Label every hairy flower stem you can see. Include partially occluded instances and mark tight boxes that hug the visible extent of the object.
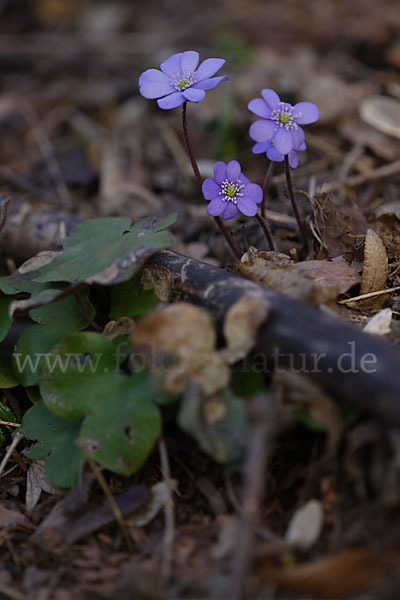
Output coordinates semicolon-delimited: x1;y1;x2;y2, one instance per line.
261;161;275;219
255;214;275;251
284;155;308;251
181;102;242;259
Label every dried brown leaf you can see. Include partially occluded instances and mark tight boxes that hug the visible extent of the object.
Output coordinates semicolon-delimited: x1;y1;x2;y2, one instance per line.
229;249;337;305
131;303;229;394
141;265;173;302
223;296;270;364
314;195;366;258
360;229;389;297
259;550;400;598
26;459;63;512
295;259;360;294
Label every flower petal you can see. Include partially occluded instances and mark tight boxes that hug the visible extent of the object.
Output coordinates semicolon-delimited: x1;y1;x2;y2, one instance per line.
157;91;186;110
248;98;271;118
242;183;262;205
237;197;258;217
288;150;299;169
202;178;220;200
293;102;319;124
249;119;276;142
182;87;206;103
192;76;228;90
194;58;225;81
139;69;175;99
261;89;280;110
222;201;239;220
160;53;183;77
207;197;225;216
274;127;294;154
240;174;250;185
299;142;307;151
226;160;241;181
291;126;305;149
180;50;199;74
252;141;271;154
213;161;226;184
266;146;284;162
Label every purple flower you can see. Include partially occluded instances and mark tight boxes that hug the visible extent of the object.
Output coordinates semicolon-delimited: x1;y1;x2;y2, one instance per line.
252;140;307;169
139;51;228;110
203;160;262;220
248;89;319;155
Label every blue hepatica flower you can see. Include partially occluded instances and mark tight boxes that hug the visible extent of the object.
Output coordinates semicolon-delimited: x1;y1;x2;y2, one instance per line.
252;140;307;169
203;160;262;220
248;89;319;156
139;51;228;110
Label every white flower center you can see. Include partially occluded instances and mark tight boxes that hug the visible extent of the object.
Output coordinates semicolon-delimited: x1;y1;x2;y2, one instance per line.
270;102;302;131
219;179;244;204
171;70;195;91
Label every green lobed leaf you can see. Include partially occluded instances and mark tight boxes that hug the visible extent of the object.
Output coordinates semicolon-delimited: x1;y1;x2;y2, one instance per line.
8;215;176;287
109;272;158;319
0;293;12;342
0;356;18;389
20;400;85;488
38;332;120;419
13;290;95;387
79;373;161;476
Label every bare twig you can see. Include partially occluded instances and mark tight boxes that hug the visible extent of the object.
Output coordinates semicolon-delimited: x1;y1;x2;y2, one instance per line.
227;396;272;600
0;420;20;428
158;437;175;583
320;159;400;194
339;286;400;304
0;196;11;236
75;293;102;332
0;432;23;478
77;441;133;551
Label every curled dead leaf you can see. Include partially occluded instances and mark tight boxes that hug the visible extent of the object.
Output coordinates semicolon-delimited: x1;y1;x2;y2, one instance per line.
141;265;173;302
103;317;135;340
229;248;338;305
131;303;229;394
223;296;270;364
259;549;400;599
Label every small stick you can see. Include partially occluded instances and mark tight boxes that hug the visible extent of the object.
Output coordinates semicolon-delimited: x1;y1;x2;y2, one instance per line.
261;161;275;219
75;293;102;332
255;213;275;251
339;286;400;304
0;432;23;477
0;196;11;236
321;158;400;194
77;441;133;551
0;420;20;427
284;155;308;250
158;437;175;583
181;102;242;260
227;397;272;600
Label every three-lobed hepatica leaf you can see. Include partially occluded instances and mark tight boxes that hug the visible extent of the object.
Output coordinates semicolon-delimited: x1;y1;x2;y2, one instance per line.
5;214;176;288
13;289;95;387
20;332;164;484
20;400;85;488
